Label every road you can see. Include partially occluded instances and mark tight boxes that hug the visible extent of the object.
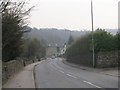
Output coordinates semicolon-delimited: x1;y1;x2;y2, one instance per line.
34;58;118;89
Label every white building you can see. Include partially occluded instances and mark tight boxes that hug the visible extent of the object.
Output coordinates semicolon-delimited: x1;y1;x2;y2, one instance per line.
60;44;67;55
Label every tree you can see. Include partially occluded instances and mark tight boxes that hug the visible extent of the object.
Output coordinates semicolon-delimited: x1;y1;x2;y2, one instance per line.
90;28;117;52
66;33;90;57
115;31;120;50
21;38;46;60
66;28;118;57
1;0;33;61
68;34;74;45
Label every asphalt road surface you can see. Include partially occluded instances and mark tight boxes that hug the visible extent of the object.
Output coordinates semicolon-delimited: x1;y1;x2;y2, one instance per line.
34;58;118;89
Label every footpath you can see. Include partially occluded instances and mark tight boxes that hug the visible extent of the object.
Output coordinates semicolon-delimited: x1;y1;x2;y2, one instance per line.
63;60;119;77
3;62;40;88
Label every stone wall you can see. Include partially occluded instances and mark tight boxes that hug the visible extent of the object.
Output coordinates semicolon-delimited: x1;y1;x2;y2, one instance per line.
96;51;118;68
2;59;38;85
2;60;24;84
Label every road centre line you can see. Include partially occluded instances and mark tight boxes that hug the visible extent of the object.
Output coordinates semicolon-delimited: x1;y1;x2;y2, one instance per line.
83;80;103;88
59;70;65;73
66;74;77;78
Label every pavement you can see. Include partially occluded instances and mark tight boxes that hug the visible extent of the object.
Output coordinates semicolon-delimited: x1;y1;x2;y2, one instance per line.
3;62;40;88
34;58;118;88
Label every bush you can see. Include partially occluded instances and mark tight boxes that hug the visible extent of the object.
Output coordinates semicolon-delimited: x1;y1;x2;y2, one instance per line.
65;28;118;66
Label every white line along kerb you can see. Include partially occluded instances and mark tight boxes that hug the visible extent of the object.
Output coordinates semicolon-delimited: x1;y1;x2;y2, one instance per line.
83;81;102;88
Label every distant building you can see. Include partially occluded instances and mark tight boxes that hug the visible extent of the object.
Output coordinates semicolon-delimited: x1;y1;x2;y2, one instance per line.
46;46;57;57
59;43;67;55
46;43;67;57
46;44;62;57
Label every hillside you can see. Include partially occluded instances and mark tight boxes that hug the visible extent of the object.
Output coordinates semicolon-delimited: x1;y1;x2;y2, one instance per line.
24;27;89;47
24;27;118;47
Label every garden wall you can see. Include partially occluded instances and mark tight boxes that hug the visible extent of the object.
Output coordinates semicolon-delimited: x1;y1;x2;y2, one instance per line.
66;50;119;68
96;51;119;68
2;59;38;85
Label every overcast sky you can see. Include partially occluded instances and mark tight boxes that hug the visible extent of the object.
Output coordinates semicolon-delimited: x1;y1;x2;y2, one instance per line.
28;0;119;31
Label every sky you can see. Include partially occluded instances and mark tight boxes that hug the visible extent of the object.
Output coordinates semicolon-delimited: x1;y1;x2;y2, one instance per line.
28;0;119;31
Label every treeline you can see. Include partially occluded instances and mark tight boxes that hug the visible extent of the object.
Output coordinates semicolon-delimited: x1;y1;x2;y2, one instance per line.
21;38;46;61
65;28;119;66
1;0;46;62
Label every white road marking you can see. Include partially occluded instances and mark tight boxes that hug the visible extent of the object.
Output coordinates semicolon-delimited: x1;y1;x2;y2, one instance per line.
83;80;102;88
59;70;65;73
66;74;77;78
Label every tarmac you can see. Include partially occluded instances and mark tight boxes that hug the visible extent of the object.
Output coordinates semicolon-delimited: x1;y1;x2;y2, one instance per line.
2;59;119;88
63;59;119;77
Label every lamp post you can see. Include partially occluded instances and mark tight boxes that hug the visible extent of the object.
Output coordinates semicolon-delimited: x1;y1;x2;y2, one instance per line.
91;0;95;68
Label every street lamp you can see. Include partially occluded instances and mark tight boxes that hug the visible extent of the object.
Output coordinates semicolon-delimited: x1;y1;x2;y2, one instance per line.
91;0;95;68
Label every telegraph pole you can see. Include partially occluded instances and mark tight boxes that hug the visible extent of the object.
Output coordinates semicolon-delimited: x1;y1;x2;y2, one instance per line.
91;0;95;68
